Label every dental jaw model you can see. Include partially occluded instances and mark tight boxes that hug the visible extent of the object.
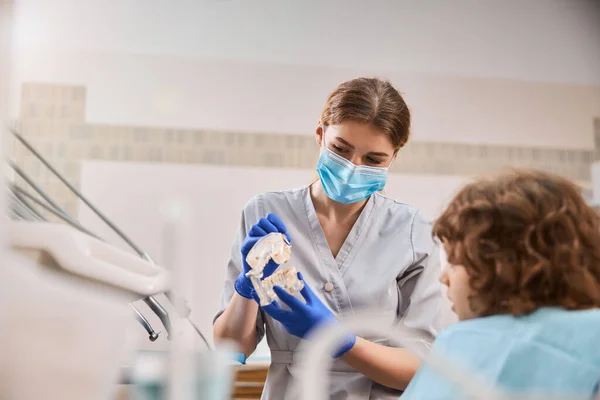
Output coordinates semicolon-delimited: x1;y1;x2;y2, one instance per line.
245;233;304;306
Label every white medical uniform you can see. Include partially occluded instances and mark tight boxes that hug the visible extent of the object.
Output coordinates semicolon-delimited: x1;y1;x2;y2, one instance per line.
215;185;453;400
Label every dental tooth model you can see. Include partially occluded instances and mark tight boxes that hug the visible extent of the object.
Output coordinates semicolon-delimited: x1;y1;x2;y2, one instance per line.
245;232;292;275
261;266;305;304
245;233;304;306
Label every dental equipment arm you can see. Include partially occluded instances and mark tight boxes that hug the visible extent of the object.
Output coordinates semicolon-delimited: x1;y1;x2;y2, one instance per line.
143;296;172;339
9;129;209;345
9;182;98;238
7;160;162;340
11;130;147;257
131;304;160;341
12;190;46;221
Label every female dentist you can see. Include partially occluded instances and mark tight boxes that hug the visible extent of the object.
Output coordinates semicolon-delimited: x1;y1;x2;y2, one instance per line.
213;77;454;400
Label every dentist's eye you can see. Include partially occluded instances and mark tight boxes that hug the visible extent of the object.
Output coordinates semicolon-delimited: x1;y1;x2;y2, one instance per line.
366;157;383;165
332;145;346;153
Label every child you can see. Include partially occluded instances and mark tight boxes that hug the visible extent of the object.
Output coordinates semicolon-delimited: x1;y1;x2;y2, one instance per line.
402;169;600;398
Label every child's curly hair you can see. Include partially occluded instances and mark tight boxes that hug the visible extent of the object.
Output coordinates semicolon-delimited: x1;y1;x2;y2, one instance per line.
433;169;600;317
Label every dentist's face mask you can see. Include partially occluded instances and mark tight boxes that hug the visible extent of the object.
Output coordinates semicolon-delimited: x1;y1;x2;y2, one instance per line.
316;147;389;204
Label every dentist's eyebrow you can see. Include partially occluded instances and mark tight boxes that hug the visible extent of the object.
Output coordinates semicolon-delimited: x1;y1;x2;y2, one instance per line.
367;151;390;157
335;138;354;148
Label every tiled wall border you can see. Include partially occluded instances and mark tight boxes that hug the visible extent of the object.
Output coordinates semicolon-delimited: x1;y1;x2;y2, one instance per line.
11;83;600;216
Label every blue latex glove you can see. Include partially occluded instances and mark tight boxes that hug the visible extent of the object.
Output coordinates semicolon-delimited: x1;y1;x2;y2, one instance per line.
252;272;356;358
234;213;291;299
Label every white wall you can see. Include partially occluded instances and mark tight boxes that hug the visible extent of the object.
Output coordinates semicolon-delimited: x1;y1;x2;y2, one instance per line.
13;0;600;85
78;160;467;354
10;1;600;147
0;2;13;247
13;50;600;149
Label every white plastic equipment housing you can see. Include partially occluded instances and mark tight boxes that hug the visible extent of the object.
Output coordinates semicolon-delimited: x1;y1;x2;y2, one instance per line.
7;221;171;296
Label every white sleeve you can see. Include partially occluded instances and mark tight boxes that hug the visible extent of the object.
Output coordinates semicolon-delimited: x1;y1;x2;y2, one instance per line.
396;210;457;357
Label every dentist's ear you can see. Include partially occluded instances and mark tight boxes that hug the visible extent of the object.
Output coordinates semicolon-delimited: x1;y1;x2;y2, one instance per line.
387;151;398;168
315;122;324;147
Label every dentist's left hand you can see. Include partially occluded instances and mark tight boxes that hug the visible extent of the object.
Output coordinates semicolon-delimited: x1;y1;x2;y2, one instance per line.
234;213;290;299
251;272;356;358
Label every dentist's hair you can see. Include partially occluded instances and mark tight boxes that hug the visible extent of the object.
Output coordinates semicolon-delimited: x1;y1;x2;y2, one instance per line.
320;77;411;151
433;169;600;317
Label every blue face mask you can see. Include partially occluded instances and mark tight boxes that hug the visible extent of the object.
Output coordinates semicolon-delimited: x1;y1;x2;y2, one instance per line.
316;147;389;204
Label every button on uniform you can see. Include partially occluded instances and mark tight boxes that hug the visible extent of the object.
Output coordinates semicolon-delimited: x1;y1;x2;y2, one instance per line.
324;282;334;292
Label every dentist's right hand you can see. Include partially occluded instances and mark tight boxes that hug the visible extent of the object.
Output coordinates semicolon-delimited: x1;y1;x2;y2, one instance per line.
234;213;291;299
252;272;357;358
